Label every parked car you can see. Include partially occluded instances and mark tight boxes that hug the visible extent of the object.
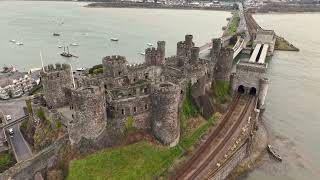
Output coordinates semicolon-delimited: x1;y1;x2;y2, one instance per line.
6;115;12;121
8;128;14;137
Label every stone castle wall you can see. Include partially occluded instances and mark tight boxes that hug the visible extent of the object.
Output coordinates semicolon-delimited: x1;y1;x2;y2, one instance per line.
40;64;73;108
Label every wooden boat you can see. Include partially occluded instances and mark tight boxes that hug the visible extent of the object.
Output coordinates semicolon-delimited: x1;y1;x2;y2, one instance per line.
53;33;60;36
60;46;78;58
267;144;282;162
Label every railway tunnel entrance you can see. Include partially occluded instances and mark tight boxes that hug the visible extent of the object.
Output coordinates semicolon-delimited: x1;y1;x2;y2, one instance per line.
238;85;245;94
249;87;257;96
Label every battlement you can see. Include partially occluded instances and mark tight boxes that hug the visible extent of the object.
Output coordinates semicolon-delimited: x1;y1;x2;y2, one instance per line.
153;82;180;93
71;86;104;99
102;55;127;65
40;63;71;76
127;62;147;70
236;61;268;73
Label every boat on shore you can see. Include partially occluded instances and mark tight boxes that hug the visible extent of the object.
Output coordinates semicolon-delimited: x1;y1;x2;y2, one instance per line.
267;144;282;162
110;38;119;42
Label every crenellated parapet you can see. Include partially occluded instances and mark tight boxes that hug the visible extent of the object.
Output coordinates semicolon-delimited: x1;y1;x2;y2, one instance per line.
151;82;181;146
145;40;166;66
69;85;107;144
102;55;128;78
40;63;73;108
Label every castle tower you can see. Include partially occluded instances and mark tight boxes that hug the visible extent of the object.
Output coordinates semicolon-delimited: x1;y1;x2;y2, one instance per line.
40;63;73;108
190;47;200;65
156;41;166;65
211;38;222;63
213;47;234;82
151;82;181;146
102;55;128;78
185;34;193;48
258;78;269;109
176;34;195;59
69;85;107;144
145;41;166;66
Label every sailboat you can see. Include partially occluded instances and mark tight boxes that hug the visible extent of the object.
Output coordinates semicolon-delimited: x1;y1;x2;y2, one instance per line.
60;46;73;58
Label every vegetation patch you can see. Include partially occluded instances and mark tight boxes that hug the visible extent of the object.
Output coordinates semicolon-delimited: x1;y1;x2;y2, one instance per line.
226;10;240;37
88;64;103;75
275;36;299;51
180;81;198;133
212;80;231;104
28;84;43;95
125;116;136;133
0;151;16;173
67;141;180;180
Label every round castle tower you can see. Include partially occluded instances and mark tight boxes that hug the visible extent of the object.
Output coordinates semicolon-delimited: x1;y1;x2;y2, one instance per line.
102;55;128;78
211;38;222;63
190;47;200;65
156;41;166;65
258;78;269;110
151;82;181;146
40;63;73;108
213;47;234;82
69;85;107;144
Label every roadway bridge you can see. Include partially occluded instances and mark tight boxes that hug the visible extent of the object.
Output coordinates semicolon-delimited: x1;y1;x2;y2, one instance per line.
174;94;258;180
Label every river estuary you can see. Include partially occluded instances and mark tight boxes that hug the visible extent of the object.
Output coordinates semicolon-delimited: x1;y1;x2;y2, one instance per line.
0;1;319;180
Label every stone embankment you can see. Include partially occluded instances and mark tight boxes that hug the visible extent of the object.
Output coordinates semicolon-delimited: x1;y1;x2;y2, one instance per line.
86;2;234;11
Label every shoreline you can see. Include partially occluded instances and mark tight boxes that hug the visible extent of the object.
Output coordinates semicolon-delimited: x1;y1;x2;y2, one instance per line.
228;120;269;179
85;2;234;11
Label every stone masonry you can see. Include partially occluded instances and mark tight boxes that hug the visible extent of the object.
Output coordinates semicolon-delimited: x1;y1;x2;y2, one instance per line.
39;34;234;146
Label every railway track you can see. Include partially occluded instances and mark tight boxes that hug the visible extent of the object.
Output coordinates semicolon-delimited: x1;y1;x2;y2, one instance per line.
174;95;254;180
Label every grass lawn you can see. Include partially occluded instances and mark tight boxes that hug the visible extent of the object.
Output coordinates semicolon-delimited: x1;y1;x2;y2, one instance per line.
67;114;218;180
67;141;180;180
0;151;16;173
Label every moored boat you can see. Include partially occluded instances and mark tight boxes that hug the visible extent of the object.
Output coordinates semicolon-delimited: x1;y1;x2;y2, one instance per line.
53;33;60;36
267;144;282;162
147;43;153;46
110;38;119;42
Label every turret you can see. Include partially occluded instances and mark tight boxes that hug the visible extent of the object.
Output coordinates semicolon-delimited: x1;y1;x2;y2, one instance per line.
190;47;200;65
102;55;128;77
258;78;269;109
213;47;234;82
40;63;73;108
156;41;166;65
68;85;107;144
211;38;222;63
151;82;181;146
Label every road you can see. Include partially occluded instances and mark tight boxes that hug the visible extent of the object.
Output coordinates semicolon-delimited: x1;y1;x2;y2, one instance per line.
0;99;32;162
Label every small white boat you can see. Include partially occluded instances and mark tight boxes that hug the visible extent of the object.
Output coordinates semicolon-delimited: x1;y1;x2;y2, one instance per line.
58;45;63;48
110;38;119;42
9;40;16;43
70;43;79;46
138;52;145;55
16;42;23;46
147;43;153;46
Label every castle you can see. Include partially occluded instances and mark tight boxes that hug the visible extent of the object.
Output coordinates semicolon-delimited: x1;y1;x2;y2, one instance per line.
39;35;236;147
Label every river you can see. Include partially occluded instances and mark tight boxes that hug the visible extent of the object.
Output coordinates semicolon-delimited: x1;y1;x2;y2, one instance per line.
0;1;228;71
243;13;320;180
1;1;320;180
